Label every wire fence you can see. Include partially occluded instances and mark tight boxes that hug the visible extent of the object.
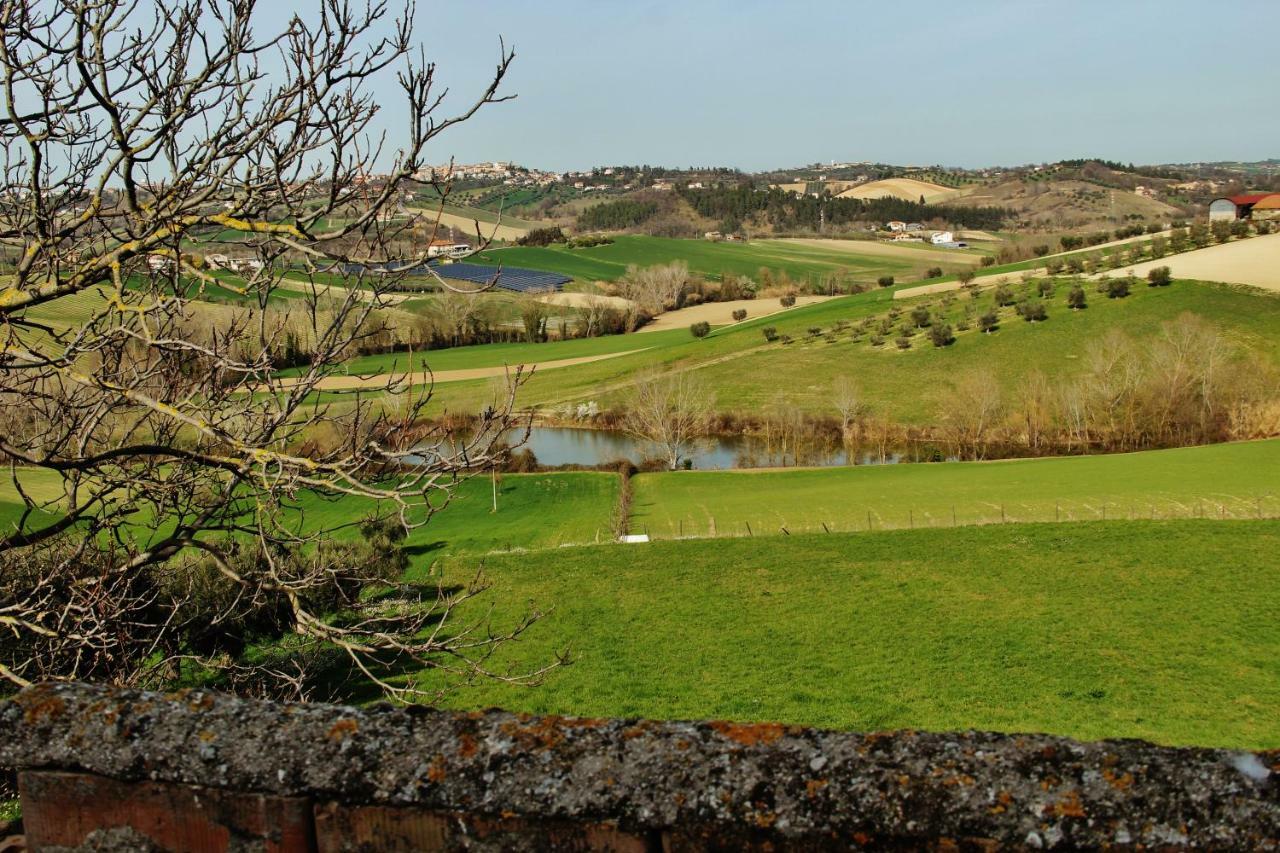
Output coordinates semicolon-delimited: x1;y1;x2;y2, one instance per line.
619;492;1280;543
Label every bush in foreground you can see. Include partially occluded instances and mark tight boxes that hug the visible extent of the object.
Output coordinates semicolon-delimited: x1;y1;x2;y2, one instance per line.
1147;266;1172;287
690;321;711;339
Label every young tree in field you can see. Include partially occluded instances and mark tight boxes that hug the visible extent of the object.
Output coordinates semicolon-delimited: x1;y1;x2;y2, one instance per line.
1067;284;1088;310
689;321;711;338
622;371;714;470
1147;266;1173;287
0;1;556;698
1107;278;1132;299
957;269;976;288
929;323;955;347
877;275;895;288
979;310;1000;334
780;293;797;307
731;309;748;322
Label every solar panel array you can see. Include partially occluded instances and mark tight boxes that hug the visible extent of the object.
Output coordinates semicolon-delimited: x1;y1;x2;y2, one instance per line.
432;262;572;293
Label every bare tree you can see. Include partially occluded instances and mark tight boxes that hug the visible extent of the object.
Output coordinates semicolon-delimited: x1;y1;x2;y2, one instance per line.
622;370;713;470
831;376;861;444
0;0;556;699
941;370;1004;460
614;261;688;315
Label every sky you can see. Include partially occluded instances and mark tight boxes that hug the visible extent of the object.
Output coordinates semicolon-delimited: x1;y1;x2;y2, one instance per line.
269;0;1279;172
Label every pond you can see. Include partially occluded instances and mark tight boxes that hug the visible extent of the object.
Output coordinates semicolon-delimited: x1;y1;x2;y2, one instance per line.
504;426;921;470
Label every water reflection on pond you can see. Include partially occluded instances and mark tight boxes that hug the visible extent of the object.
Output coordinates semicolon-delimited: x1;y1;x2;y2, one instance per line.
504;426;933;470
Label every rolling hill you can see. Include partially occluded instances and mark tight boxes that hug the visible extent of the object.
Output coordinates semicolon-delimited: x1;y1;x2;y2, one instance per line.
836;178;964;204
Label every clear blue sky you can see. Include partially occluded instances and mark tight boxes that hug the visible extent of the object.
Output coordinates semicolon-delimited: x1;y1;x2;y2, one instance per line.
281;0;1279;171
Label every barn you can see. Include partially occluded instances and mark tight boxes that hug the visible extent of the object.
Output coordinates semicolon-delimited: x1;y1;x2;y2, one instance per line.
1209;193;1280;221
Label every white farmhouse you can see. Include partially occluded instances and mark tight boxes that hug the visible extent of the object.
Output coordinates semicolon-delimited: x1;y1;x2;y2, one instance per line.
930;231;954;244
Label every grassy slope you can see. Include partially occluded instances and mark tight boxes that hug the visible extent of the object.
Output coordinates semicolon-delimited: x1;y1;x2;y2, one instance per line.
291;328;691;378
426;521;1280;748
291;471;617;555
471;235;968;284
630;439;1280;537
411;278;1280;422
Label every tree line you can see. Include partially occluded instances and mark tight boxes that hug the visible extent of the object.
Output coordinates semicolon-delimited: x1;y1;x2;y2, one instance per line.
675;184;1010;231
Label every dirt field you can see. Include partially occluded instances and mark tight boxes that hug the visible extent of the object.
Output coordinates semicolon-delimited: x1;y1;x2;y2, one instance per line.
539;292;636;311
288;350;644;391
409;209;533;242
1112;232;1280;292
836;178;962;204
778;238;983;264
638;296;833;333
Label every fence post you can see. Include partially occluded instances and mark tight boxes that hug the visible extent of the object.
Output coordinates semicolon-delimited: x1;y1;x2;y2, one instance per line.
745;521;752;537
821;521;830;534
867;510;872;530
1000;504;1005;524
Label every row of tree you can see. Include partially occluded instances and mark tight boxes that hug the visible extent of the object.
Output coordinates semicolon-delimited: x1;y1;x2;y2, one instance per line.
676;184;1010;231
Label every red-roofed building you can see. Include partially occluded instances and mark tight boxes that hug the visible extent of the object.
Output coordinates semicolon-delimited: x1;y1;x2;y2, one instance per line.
1209;193;1280;221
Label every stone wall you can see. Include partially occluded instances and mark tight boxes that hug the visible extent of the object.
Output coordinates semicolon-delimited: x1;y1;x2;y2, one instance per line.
0;683;1276;851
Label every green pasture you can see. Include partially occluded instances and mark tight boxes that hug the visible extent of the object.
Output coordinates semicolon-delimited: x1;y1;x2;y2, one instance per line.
289;327;691;378
406;277;1280;423
630;439;1280;538
423;520;1280;749
471;235;970;284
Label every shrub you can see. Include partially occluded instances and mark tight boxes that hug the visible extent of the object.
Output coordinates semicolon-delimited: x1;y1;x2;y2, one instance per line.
761;326;779;342
1045;257;1066;274
1032;244;1050;257
929;323;955;347
807;326;823;337
1067;284;1087;310
895;335;912;350
925;266;943;279
1147;266;1172;287
1066;257;1085;274
993;285;1015;306
1036;279;1055;298
690;321;711;338
869;334;885;347
978;310;999;333
731;309;747;322
955;319;971;331
877;275;895;288
1106;278;1131;299
957;270;976;287
910;306;932;327
979;256;995;267
780;334;794;344
780;294;796;307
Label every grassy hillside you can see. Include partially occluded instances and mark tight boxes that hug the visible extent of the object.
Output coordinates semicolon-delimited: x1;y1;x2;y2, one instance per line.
421;521;1280;748
407;276;1280;423
471;235;974;285
630;439;1280;537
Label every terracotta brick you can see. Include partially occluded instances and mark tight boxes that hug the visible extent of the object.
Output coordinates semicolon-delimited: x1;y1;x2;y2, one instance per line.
20;771;314;852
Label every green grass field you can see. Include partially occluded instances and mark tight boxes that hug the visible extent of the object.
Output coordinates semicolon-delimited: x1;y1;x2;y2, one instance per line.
471;235;971;285
406;277;1280;423
423;521;1280;748
630;440;1280;537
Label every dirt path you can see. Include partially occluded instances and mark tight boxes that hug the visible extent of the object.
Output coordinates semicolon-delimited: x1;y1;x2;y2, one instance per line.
1104;232;1280;292
286;349;645;391
777;238;982;264
639;296;833;333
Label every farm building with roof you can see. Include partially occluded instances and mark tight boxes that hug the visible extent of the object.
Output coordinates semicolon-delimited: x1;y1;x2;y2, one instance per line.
1209;193;1280;221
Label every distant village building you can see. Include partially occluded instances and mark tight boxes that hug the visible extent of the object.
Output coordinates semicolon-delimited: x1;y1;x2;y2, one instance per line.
704;231;723;241
427;239;470;259
930;231;954;245
886;220;907;232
